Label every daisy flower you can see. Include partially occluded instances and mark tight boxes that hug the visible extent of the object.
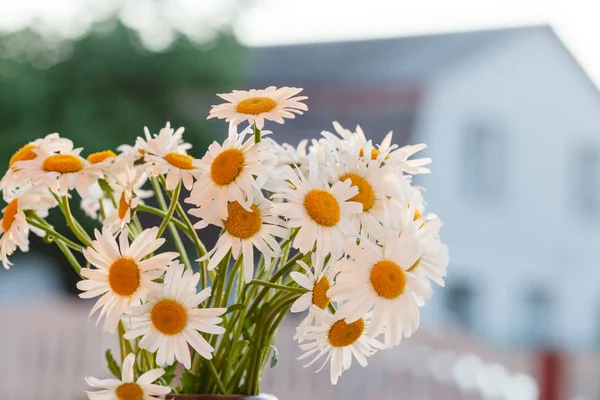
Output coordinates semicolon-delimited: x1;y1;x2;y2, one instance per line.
124;262;227;369
85;353;170;400
328;227;431;348
330;151;402;241
0;133;72;197
14;140;102;197
409;217;449;287
321;122;431;174
290;253;336;313
297;311;383;385
138;123;201;190
103;163;153;232
86;149;118;172
190;191;287;282
266;138;333;189
385;198;449;296
290;254;338;342
80;181;113;220
272;161;362;259
361;137;432;175
208;86;308;129
270;139;310;169
77;227;179;333
186;123;274;220
0;184;56;269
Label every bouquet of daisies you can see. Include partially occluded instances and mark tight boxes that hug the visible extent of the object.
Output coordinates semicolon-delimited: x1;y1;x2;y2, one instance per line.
0;86;448;397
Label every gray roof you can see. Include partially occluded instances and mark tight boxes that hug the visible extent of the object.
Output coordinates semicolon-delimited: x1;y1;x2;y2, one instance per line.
241;25;569;146
245;25;553;85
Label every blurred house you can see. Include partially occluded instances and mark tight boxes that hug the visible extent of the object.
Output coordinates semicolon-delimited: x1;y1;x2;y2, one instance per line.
245;25;600;350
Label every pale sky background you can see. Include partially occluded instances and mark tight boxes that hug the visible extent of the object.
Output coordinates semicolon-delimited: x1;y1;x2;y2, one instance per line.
1;0;600;85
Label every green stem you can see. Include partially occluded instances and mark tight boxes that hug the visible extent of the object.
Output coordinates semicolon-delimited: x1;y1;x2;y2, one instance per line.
253;123;261;143
157;181;181;238
26;215;83;251
245;294;298;394
133;214;144;233
207;359;227;394
215;252;231;309
175;202;207;259
98;199;106;221
117;321;133;363
223;257;242;309
151;179;192;270
157;175;212;285
226;347;251;392
136;204;189;233
246;252;304;318
248;279;306;294
174;200;211;286
55;240;83;276
57;196;92;247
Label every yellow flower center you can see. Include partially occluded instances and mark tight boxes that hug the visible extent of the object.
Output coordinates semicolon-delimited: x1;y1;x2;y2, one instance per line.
370;260;407;299
163;152;196;170
210;148;245;186
339;173;375;211
236;96;277;115
9;144;38;169
108;257;140;297
118;192;130;221
151;299;188;336
304;190;340;227
223;202;262;239
328;318;365;347
42;154;83;174
115;383;143;400
2;199;19;232
87;150;116;164
407;257;421;272
312;276;331;310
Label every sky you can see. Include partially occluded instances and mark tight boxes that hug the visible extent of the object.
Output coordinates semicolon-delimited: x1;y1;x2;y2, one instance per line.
1;0;600;85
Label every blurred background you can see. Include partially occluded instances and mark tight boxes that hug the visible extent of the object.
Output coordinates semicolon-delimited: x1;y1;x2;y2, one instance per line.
1;0;599;399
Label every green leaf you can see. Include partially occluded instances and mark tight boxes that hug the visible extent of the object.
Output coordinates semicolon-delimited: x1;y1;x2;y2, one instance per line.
242;327;252;342
226;303;244;314
269;345;279;368
159;363;178;387
105;349;121;379
181;369;199;394
97;178;113;194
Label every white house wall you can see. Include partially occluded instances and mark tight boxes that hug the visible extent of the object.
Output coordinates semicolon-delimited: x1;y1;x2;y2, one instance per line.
413;30;600;349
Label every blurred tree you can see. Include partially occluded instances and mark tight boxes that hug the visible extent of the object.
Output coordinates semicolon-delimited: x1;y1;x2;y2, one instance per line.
0;20;246;162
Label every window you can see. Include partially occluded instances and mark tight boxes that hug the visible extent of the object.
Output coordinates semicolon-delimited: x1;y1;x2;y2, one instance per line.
573;144;600;213
462;119;505;201
445;282;474;330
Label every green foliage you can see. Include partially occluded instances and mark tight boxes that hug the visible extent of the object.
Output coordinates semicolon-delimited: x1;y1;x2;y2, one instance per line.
159;363;179;389
268;345;279;369
105;349;121;379
0;20;246;171
179;369;200;394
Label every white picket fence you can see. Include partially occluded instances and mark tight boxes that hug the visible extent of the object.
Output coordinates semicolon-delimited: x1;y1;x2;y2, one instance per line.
0;297;568;400
263;314;539;400
0;296;117;400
